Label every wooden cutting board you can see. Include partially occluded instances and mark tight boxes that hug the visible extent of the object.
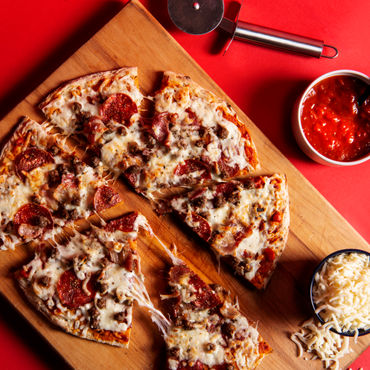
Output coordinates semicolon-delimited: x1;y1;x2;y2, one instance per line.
0;1;368;369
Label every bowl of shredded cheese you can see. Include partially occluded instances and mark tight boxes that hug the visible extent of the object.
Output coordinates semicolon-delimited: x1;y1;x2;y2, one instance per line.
310;249;370;337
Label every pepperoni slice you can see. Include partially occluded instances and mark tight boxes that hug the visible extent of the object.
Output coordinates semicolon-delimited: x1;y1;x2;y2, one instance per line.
174;159;211;180
83;116;107;144
189;188;207;200
57;269;96;309
215;182;237;196
123;165;141;188
100;93;138;125
105;212;139;233
13;203;53;239
15;148;54;179
151;112;170;144
93;185;121;213
188;273;220;309
191;212;211;242
169;265;220;311
217;155;240;178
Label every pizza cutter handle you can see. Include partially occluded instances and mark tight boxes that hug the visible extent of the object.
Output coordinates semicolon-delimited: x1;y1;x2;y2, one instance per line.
233;20;338;58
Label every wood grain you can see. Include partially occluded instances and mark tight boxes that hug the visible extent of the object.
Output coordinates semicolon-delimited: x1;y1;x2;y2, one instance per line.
0;1;368;369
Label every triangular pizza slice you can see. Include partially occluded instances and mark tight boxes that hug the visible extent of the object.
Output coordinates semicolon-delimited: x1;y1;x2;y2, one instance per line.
0;117;121;250
135;71;259;199
16;212;158;347
162;261;271;369
40;67;146;174
163;174;289;289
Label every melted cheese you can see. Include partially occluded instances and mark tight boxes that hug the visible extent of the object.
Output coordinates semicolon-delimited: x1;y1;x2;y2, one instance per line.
312;252;370;335
0;174;33;219
100;122;143;173
170;174;290;287
167;327;226;369
42;67;143;134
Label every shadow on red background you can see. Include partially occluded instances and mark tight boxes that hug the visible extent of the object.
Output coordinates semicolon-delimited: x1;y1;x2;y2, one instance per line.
0;1;123;121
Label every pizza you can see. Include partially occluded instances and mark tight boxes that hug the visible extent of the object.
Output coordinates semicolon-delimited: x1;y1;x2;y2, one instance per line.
162;262;272;369
0;117;121;250
163;174;290;289
39;67;145;174
16;212;157;347
138;71;259;198
39;70;259;200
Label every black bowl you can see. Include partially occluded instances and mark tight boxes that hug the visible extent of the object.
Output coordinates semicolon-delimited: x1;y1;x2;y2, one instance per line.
309;248;370;337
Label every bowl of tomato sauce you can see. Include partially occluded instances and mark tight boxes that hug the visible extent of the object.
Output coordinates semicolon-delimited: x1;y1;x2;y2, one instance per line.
293;70;370;166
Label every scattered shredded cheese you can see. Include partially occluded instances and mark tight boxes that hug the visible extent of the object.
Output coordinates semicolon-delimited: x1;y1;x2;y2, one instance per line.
290;318;351;370
291;252;369;369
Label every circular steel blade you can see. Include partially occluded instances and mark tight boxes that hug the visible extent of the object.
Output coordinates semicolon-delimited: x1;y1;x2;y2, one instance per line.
168;0;224;35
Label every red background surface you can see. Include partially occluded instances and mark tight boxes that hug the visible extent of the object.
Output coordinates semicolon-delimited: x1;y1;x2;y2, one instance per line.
0;0;368;368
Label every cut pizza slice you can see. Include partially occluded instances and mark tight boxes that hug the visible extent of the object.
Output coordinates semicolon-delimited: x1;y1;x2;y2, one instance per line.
39;67;147;175
165;174;290;289
16;212;162;347
133;71;259;199
0;117;122;250
162;262;272;369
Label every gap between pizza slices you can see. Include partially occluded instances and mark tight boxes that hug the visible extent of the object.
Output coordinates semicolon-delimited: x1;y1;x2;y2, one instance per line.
39;66;290;290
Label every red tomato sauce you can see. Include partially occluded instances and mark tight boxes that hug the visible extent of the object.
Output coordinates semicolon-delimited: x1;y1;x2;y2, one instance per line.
301;76;370;161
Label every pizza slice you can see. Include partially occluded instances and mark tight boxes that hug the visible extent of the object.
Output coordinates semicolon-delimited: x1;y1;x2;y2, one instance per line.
162;262;271;369
39;67;147;175
16;212;158;347
164;174;289;289
0;117;122;250
131;71;259;199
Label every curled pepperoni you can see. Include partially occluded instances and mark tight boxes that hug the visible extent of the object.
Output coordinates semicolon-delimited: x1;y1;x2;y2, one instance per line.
151;112;170;144
57;270;96;309
215;182;237;196
100;93;138;125
217;155;240;178
123;165;141;188
105;212;138;233
191;212;211;242
15;148;54;179
169;265;220;310
174;159;211;181
83;116;107;144
189;188;207;200
188;273;220;309
93;185;121;213
13;203;53;239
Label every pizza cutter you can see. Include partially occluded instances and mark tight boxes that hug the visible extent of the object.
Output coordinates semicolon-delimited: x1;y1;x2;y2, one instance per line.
167;0;338;58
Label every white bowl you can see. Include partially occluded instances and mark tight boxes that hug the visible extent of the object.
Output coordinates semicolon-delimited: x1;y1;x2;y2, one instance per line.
292;69;370;166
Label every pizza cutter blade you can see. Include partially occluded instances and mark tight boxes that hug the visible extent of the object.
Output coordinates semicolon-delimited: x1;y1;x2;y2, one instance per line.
167;0;224;35
168;0;338;58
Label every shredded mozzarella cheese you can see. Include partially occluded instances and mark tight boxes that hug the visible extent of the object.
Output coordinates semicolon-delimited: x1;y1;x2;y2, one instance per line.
290;318;351;370
313;252;370;335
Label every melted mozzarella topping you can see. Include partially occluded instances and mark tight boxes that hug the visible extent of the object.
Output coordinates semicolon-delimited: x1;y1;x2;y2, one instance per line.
0;174;33;220
167;327;226;369
42;67;143;134
100;121;143;174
